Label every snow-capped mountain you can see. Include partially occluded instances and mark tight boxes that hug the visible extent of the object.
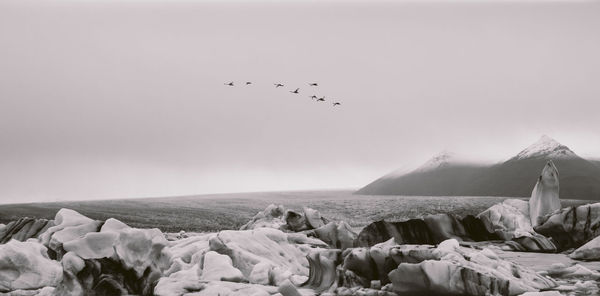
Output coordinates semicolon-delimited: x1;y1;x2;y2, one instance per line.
414;151;455;172
381;151;472;179
511;135;577;160
356;136;600;200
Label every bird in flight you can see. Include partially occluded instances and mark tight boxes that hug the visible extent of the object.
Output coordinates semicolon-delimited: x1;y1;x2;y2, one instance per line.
225;82;234;86
333;102;341;106
246;82;252;85
290;88;300;94
309;83;318;87
274;83;284;88
309;95;318;100
316;97;325;102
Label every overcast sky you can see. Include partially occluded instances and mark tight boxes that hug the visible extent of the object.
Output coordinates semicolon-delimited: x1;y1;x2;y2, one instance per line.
1;0;599;203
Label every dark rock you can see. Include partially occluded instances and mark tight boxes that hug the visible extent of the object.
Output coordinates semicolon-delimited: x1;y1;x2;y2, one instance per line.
367;241;398;285
57;258;161;296
389;244;438;265
389;262;511;296
355;219;432;247
355;214;499;248
505;234;557;253
0;217;53;244
342;248;379;286
302;249;342;293
535;203;600;251
284;210;309;232
53;270;84;296
462;215;497;242
339;241;406;287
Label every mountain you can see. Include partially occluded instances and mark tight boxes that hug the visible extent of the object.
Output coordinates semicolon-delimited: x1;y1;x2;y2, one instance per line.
510;135;577;160
413;151;463;172
356;136;600;200
357;151;487;197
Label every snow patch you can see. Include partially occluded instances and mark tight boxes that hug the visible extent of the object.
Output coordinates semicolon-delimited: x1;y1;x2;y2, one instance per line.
381;151;476;179
414;151;457;172
512;135;577;160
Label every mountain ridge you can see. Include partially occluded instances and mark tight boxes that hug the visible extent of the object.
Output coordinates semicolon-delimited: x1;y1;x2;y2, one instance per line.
509;134;577;161
356;136;600;200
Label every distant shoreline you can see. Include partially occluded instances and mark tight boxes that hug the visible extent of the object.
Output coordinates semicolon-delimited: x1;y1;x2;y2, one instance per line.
0;191;589;233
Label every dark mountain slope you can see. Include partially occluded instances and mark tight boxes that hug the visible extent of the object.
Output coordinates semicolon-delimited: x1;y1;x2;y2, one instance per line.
357;165;486;196
357;136;600;200
466;157;600;199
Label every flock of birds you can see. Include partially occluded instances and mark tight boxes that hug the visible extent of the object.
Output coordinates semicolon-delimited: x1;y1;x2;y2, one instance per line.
224;81;342;107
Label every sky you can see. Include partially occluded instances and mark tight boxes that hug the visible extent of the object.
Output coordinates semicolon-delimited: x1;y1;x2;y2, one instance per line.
1;0;600;203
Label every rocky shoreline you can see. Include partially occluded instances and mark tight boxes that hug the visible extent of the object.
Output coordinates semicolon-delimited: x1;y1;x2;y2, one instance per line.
1;161;600;296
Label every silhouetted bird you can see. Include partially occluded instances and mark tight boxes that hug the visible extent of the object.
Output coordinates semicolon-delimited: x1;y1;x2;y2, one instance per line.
333;102;341;106
225;82;234;86
316;97;325;102
246;82;252;85
309;83;318;86
309;95;318;100
290;88;300;94
274;83;284;88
